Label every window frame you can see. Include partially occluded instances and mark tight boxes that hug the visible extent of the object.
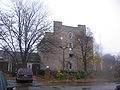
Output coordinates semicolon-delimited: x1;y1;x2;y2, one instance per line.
68;32;73;39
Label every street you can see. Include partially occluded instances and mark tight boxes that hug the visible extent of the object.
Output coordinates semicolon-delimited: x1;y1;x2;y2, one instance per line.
8;79;120;90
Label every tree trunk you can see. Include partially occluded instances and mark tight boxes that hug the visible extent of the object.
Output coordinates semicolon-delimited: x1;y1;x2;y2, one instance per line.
83;56;87;71
22;61;27;68
84;59;87;71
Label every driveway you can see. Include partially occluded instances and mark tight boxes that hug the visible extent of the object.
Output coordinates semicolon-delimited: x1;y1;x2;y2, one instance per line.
8;78;120;90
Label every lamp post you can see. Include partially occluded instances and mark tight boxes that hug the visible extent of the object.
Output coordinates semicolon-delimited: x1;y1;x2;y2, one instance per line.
60;37;68;71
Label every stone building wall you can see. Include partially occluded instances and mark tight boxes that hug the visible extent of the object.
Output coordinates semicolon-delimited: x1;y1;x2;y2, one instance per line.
37;21;93;71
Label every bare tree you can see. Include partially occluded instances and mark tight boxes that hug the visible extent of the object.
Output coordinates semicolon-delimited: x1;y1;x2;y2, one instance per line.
38;32;62;53
92;42;102;70
0;0;51;68
77;27;93;71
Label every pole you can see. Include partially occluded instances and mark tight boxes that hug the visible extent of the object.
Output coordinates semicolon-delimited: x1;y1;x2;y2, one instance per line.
63;48;65;71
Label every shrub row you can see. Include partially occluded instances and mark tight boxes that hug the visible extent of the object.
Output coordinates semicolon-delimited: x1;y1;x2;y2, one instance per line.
37;69;116;80
51;70;89;80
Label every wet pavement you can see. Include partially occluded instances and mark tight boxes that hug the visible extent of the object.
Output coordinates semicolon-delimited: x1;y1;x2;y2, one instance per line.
47;82;119;90
8;79;120;90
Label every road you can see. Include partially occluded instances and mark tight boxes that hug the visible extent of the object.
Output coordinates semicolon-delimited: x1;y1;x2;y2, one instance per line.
8;79;120;90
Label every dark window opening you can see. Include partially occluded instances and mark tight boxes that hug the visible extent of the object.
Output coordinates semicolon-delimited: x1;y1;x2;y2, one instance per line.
29;65;31;68
69;63;72;69
66;62;72;70
68;43;73;48
69;53;74;57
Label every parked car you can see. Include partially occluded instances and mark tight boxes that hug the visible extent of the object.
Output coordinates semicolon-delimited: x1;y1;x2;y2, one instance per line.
16;68;33;83
0;71;15;90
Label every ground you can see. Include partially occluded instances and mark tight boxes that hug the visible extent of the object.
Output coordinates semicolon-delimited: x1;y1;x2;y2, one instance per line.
5;73;120;90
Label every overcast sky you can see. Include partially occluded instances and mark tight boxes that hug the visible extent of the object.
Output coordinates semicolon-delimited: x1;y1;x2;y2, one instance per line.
44;0;120;55
0;0;120;55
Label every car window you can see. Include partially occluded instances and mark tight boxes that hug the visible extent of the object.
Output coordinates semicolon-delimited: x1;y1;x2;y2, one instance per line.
18;68;33;74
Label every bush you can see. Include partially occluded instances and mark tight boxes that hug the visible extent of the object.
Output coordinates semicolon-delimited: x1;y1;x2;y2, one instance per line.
51;70;90;80
61;71;75;80
5;71;16;77
37;70;45;76
52;70;63;79
75;70;89;79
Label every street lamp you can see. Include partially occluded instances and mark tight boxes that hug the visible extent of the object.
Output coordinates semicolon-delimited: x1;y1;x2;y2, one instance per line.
46;66;50;69
60;37;63;40
60;37;68;71
59;46;68;71
69;48;72;51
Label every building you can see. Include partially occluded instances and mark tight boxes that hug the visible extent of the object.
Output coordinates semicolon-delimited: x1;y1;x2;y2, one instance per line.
0;51;9;71
0;50;40;74
37;21;93;71
0;57;8;71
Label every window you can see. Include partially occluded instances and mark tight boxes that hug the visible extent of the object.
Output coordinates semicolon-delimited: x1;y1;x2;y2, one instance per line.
69;53;74;57
68;43;73;48
68;32;73;39
67;62;72;70
69;63;72;69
